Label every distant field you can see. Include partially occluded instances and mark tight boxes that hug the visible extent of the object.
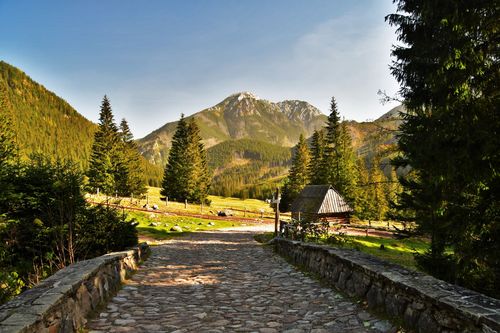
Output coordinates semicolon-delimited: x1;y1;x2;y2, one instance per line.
127;210;246;242
87;186;277;219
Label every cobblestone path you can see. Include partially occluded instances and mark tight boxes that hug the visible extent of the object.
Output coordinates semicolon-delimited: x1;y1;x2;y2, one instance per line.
87;231;396;333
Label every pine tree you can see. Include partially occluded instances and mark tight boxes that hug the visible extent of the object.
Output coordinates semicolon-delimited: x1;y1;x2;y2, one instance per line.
161;115;211;204
308;130;327;184
116;119;146;196
322;97;358;205
87;96;119;195
387;0;499;295
0;82;17;207
337;121;359;205
161;115;189;201
368;155;388;221
280;134;311;212
323;97;342;187
0;82;16;172
354;159;371;220
185;118;211;204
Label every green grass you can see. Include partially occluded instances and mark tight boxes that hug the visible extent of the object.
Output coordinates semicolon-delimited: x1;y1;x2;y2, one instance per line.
321;235;429;270
127;210;243;241
88;186;277;219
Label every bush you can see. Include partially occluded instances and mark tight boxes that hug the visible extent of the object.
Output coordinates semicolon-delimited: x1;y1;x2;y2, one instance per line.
77;205;138;259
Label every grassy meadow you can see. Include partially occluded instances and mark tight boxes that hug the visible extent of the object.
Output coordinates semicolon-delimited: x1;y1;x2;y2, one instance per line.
126;210;245;242
87;186;277;219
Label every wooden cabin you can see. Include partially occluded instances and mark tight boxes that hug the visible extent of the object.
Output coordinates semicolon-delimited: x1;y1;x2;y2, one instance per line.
290;185;352;224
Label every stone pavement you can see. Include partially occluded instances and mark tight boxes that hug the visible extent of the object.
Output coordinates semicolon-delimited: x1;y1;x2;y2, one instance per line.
86;231;396;333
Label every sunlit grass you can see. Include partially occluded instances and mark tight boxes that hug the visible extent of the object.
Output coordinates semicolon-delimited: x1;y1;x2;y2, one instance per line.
87;186;276;219
127;210;244;241
322;235;430;270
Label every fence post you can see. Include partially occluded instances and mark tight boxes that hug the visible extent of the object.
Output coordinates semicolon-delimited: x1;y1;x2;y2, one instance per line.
185;199;187;209
274;187;280;237
166;196;168;206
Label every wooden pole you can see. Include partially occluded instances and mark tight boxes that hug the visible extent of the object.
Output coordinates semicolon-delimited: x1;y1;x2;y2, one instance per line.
274;187;280;237
166;196;168;206
185;199;187;209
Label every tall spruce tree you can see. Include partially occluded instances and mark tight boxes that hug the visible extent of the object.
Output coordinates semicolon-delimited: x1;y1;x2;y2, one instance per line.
185;118;211;204
387;0;499;296
161;115;211;204
308;130;327;184
322;97;358;205
116;119;146;196
280;134;311;212
87;96;119;195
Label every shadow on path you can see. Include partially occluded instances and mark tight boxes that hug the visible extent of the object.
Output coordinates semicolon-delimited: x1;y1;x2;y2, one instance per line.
87;231;395;333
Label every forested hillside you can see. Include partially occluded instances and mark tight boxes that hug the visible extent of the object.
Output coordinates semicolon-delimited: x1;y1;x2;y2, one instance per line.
0;61;96;168
207;139;292;199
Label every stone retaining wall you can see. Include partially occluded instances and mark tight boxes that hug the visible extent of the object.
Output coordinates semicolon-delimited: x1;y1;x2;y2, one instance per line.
0;243;150;333
273;238;500;333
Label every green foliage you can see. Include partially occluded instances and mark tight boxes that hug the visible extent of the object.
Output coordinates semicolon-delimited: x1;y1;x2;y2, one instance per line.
87;96;120;194
0;156;138;304
161;115;212;204
323;98;359;204
388;0;499;297
280;134;311;212
115;119;146;196
87;97;146;196
77;205;138;258
0;61;96;169
308;130;327;185
207;139;291;200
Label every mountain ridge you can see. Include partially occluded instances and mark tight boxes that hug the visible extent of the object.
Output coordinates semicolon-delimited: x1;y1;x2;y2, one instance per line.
138;92;328;165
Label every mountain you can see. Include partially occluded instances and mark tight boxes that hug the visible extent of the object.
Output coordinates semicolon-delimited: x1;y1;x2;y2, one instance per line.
0;61;96;168
138;92;327;165
138;91;404;198
0;61;164;186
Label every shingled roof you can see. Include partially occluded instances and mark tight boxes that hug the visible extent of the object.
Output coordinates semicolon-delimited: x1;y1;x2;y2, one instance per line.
290;185;352;215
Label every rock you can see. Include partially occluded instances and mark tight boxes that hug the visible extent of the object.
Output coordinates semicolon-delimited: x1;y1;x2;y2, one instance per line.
208;222;215;226
193;312;207;319
170;225;183;232
148;222;159;227
113;318;136;325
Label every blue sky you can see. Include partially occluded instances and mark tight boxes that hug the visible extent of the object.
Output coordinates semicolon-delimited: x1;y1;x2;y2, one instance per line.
0;0;400;138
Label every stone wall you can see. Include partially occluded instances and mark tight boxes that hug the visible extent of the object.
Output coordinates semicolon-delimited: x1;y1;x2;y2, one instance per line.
273;238;500;333
0;243;150;333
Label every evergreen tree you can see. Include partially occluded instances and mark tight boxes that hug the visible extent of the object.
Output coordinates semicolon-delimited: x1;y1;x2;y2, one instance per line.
185;118;211;204
116;119;146;196
322;97;358;205
308;130;327;184
337;121;359;205
161;115;189;201
0;82;16;172
354;159;371;220
323;97;342;187
161;115;211;204
0;82;17;207
280;134;311;212
387;0;499;296
367;155;388;221
87;96;119;194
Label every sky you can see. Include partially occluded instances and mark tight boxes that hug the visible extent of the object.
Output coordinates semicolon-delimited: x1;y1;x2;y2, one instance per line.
0;0;401;138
